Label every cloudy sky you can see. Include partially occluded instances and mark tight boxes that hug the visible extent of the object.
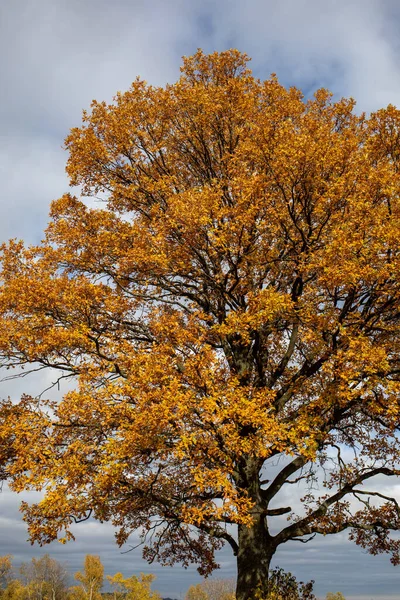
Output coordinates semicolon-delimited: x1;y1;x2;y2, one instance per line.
1;0;400;598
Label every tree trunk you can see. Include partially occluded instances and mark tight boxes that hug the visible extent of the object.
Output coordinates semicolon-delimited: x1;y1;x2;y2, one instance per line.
236;518;276;600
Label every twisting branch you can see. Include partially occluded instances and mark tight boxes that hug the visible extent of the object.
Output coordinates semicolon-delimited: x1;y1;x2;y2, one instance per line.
352;489;400;513
274;467;400;545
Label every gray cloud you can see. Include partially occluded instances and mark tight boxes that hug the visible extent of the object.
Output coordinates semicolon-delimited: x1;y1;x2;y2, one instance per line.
200;0;400;110
1;0;400;598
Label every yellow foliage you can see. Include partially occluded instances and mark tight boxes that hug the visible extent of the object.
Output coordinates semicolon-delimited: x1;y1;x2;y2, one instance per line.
74;556;103;600
1;580;26;600
185;584;209;600
0;556;13;586
107;572;161;600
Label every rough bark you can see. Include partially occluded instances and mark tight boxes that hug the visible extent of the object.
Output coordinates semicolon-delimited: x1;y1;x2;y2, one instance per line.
236;519;275;600
235;457;276;600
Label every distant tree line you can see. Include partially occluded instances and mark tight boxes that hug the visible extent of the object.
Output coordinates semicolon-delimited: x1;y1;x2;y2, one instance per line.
0;555;160;600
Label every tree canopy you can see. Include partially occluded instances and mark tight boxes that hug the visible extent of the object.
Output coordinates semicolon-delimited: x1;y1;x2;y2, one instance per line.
0;49;400;599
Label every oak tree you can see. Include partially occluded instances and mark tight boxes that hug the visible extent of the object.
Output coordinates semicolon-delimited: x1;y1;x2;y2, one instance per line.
0;50;400;599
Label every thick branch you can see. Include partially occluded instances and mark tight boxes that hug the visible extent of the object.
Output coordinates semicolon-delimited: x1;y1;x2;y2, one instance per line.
268;322;299;386
261;456;307;503
266;506;291;516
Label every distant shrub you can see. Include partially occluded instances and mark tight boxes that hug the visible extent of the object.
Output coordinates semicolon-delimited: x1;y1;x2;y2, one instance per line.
185;568;317;600
264;567;316;600
185;583;209;600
